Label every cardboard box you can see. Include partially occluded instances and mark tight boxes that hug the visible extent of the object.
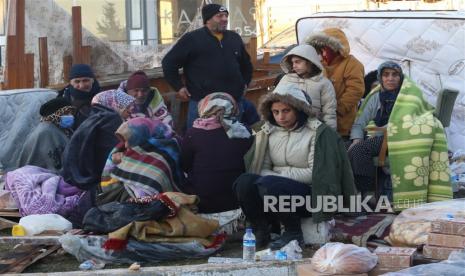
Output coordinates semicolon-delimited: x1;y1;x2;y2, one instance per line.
368;265;403;276
374;247;416;268
431;219;465;236
296;264;368;276
427;233;465;248
423;245;461;260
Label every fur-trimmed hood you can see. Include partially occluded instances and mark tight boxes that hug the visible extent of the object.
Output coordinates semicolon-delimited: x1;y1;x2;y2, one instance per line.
280;44;324;74
306;28;350;58
259;82;314;122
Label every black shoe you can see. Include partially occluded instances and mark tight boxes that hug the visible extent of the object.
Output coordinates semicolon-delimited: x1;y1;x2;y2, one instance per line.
247;220;270;248
269;230;304;250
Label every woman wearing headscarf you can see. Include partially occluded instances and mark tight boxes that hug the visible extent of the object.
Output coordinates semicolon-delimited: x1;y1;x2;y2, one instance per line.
61;90;135;192
234;82;356;249
17;98;75;172
97;117;182;204
348;61;404;194
114;70;173;127
180;92;253;213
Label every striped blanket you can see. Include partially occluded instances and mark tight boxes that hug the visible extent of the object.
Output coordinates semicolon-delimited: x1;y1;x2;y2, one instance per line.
386;77;452;210
100;118;182;200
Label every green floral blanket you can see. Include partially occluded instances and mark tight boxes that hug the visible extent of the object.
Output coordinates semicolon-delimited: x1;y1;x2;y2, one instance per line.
385;77;452;210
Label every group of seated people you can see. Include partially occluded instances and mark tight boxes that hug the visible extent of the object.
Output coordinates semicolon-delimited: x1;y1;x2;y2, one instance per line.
6;38;452;250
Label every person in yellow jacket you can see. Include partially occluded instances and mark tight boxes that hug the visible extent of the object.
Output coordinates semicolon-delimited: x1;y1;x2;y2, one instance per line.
307;28;365;139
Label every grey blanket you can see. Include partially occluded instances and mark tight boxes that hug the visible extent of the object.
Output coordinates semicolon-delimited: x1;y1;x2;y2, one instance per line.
0;89;57;172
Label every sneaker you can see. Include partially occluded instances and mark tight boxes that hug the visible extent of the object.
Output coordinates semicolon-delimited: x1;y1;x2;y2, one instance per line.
269;230;304;250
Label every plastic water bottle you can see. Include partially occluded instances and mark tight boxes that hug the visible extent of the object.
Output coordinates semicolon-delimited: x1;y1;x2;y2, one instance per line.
243;228;256;261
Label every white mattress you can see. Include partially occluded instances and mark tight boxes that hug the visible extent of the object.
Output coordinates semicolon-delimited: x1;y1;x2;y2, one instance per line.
0;89;57;172
296;10;465;152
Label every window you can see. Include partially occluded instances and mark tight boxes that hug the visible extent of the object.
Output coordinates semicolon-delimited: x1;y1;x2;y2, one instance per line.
130;0;142;29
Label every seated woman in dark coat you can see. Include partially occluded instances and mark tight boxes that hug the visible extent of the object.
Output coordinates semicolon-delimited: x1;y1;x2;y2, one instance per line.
181;92;253;214
61;90;135;192
348;61;404;194
17;98;75;172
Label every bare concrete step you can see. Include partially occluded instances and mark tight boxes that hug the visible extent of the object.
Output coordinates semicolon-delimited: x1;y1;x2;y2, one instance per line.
9;258;312;276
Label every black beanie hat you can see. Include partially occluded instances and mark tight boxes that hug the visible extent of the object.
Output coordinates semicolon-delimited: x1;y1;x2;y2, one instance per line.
69;64;95;80
202;4;228;24
40;98;72;117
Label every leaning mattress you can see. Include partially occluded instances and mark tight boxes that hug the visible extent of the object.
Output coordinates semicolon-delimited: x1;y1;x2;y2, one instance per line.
296;11;465;152
0;89;57;172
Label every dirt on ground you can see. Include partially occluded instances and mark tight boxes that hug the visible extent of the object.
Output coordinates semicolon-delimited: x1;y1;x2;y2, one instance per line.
0;229;316;273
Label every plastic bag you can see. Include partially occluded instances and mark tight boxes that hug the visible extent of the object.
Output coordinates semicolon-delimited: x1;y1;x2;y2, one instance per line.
301;217;334;245
386;199;465;247
59;234;224;264
311;242;377;274
385;250;465;276
451;150;465;163
280;240;303;260
59;234;117;264
14;214;72;236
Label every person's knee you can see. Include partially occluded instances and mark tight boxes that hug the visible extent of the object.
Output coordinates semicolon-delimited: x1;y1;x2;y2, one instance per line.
233;173;260;197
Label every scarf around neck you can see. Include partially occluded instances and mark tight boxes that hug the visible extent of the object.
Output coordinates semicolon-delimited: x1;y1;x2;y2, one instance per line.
374;90;398;127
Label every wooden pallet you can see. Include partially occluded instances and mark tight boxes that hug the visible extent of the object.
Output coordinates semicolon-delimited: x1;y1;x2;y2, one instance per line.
0;244;60;274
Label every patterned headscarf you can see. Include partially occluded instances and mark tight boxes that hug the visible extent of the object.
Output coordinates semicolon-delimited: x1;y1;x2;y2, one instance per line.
91;90;135;116
116;117;174;147
194;92;250;139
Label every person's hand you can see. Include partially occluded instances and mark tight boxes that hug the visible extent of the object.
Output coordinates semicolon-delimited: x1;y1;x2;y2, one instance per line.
112;152;123;164
348;139;362;151
176;87;191;102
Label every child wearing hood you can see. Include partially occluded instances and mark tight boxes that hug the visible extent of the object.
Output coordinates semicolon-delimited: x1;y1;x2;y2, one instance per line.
307;28;365;139
278;44;337;129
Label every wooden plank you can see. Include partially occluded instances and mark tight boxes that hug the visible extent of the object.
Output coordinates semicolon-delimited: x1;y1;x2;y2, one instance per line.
8;245;61;274
4;0;26;89
7;0;17;36
63;55;73;82
72;6;83;64
16;0;25;57
81;45;91;65
0;245;60;274
246;36;257;67
5;35;19;89
0;235;74;246
24;53;34;88
39;37;49;87
262;51;270;65
0;209;21;217
0;217;17;230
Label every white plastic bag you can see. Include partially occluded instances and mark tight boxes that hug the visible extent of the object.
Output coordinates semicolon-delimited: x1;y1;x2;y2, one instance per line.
280;240;303;260
301;217;335;245
311;242;378;274
17;214;72;236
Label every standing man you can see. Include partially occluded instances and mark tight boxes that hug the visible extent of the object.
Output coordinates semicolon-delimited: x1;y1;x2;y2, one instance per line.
307;28;365;140
57;64;101;129
162;3;254;128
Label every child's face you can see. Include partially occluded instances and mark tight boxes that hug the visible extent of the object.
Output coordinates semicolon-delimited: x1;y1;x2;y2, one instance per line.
291;56;310;76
